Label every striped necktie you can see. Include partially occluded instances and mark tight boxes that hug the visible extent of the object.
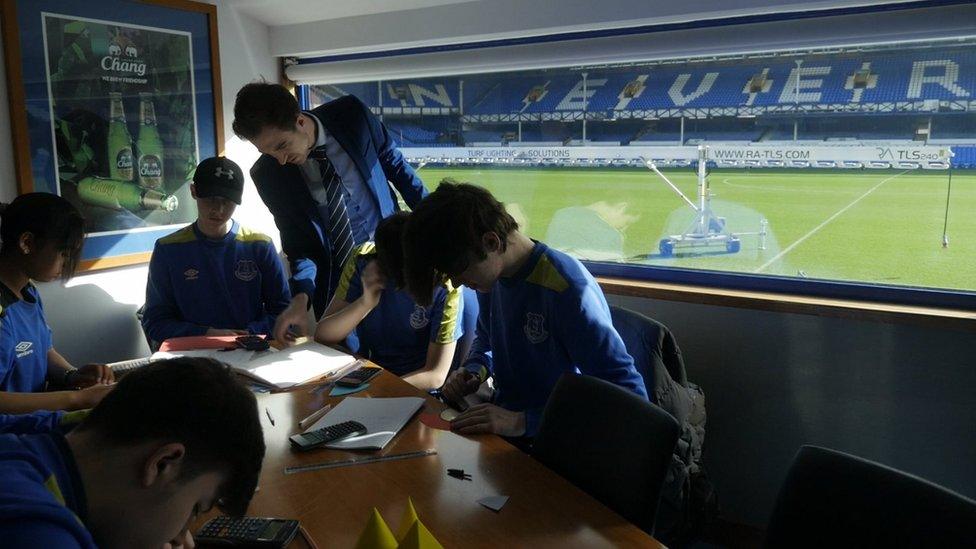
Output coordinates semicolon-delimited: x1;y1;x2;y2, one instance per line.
314;152;353;274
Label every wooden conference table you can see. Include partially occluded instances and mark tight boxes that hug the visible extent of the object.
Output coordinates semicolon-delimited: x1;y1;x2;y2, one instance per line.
192;367;661;548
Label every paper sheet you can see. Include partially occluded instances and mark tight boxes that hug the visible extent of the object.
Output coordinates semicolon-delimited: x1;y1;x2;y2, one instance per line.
305;397;424;450
154;341;355;388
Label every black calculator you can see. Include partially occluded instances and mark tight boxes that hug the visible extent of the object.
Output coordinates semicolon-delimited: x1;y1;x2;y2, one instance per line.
335;366;383;387
289;420;367;451
196;516;299;548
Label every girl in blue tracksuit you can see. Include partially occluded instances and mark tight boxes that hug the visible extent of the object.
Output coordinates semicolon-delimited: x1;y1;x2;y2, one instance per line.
315;213;478;391
0;193;113;413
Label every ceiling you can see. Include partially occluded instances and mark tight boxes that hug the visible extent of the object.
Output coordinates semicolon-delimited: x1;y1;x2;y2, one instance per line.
219;0;925;58
221;0;479;27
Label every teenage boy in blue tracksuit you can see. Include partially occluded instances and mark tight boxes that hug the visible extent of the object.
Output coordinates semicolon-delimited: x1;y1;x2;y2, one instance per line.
0;357;265;549
402;180;648;438
142;157;290;347
315;213;478;391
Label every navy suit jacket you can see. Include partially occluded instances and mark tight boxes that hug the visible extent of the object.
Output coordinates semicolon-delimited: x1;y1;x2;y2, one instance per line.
251;95;427;317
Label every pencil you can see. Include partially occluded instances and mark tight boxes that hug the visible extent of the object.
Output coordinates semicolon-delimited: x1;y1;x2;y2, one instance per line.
298;404;332;430
265;406;275;426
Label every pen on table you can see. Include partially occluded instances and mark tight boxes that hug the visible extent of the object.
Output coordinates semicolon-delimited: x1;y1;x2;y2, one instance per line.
265;407;275;426
308;359;364;394
299;404;332;430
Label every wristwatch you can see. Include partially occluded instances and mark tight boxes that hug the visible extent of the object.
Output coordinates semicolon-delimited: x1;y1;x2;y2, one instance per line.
62;368;78;387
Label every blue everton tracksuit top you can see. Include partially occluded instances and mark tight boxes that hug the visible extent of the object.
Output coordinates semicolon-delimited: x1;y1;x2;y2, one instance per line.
336;242;476;376
463;241;648;435
142;221;291;343
0;282;52;394
0;410;95;548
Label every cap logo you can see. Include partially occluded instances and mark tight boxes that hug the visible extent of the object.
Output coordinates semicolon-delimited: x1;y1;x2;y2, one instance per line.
214;167;235;180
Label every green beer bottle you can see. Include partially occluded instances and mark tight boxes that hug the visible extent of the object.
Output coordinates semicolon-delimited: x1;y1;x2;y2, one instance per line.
108;92;134;181
78;176;178;212
137;92;164;189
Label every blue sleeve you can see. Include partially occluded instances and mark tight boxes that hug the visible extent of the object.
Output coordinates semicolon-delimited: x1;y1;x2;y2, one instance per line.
558;285;649;397
362;97;428;209
141;244;208;343
522;282;648;437
246;242;292;335
462;292;493;379
0;411;64;434
0;520;85;548
286;258;317;305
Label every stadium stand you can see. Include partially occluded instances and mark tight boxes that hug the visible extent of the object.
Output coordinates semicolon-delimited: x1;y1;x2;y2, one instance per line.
457;49;975;114
952;146;976;168
309;46;975;162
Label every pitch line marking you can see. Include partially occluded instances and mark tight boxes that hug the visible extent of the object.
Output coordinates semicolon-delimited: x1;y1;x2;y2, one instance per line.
753;170;910;274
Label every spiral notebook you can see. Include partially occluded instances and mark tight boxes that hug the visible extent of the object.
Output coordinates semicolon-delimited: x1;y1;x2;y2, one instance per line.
304;396;425;451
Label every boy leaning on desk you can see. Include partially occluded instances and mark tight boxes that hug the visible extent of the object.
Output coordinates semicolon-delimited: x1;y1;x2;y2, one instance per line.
401;180;649;439
313;212;478;392
0;357;266;549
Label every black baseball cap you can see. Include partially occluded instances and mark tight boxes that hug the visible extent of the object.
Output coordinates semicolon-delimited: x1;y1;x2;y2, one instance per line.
193;156;244;205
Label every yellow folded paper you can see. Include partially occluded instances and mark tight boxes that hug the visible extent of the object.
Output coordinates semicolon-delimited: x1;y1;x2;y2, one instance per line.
354;500;444;549
354;508;398;549
396;497;420;541
397;519;444;549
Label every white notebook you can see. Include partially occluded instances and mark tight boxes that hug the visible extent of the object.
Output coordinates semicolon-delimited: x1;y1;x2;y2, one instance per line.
153;341;356;389
304;396;425;451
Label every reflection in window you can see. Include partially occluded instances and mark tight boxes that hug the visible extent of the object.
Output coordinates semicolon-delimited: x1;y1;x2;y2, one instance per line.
307;40;976;293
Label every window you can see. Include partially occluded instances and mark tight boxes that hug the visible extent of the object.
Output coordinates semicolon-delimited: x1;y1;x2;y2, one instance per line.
302;37;976;308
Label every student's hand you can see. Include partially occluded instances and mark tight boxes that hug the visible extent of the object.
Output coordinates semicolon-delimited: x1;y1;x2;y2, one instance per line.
72;383;116;409
67;364;115;387
441;368;481;403
360;260;387;308
273;295;311;345
206;327;249;337
451;403;526;437
163;528;194;549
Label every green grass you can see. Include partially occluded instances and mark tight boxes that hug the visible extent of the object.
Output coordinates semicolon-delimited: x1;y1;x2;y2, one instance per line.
416;167;976;291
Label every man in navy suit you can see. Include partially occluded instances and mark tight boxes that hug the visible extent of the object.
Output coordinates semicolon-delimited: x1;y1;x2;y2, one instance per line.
232;82;427;342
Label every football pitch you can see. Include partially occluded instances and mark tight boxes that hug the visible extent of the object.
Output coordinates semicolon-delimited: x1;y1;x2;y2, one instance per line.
417;166;976;292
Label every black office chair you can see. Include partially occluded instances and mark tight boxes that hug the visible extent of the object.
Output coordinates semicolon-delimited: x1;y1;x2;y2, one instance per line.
764;445;976;548
533;373;680;535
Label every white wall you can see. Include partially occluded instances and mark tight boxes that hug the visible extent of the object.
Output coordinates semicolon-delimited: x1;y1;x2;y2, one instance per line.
0;1;278;363
607;294;976;527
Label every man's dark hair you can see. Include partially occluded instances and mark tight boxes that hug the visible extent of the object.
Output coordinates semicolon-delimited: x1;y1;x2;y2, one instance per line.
402;179;518;305
374;212;409;288
0;192;85;280
232;82;301;140
75;357;265;516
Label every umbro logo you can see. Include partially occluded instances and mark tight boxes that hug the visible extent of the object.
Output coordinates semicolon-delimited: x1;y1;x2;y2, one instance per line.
184;268;199;280
15;341;33;358
214;167;235;180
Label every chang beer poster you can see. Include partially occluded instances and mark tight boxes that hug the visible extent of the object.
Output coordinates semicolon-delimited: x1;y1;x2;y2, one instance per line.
42;14;198;234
